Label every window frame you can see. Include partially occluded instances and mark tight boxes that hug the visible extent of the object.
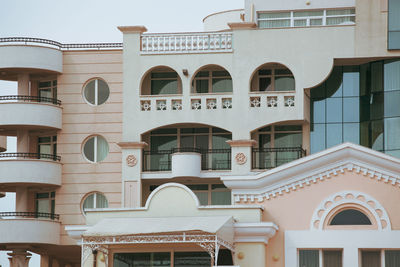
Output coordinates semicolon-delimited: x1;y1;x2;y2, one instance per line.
82;192;109;214
82;135;109;163
191;69;233;94
298;249;343;267
83;78;110;106
38;80;57;100
35;191;56;216
251;66;295;92
150;71;180;95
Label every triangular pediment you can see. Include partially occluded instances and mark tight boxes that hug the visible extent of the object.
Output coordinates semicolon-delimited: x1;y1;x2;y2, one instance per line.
222;143;400;202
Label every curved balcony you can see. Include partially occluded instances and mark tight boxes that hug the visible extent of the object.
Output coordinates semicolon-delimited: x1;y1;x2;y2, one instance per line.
171;148;202;178
0;153;61;187
0;212;60;245
0;96;62;130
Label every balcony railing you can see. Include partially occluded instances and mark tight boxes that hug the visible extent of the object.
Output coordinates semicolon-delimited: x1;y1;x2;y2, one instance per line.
143;148;231;171
252;147;306;170
141;32;233;54
0;153;61;162
0;95;61;105
0;212;60;221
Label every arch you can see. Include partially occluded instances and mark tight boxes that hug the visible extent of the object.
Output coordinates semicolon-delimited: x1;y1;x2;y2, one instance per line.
329;208;372;226
191;64;233;94
140;65;182;96
141;122;232;136
249;62;295;92
81;191;109;215
310;191;391;231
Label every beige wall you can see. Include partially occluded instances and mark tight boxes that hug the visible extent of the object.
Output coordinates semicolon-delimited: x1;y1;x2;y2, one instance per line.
56;50;123;245
248;170;400;267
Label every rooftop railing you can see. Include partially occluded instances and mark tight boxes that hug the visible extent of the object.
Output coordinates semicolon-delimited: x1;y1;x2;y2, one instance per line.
0;152;61;162
252;147;306;170
143;148;231;171
0;212;60;221
0;95;62;105
0;37;122;50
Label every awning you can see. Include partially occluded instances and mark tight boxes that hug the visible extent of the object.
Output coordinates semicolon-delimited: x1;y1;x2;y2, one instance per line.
82;216;235;266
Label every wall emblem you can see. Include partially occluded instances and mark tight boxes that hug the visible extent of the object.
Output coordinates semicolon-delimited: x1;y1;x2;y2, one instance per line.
235;153;247;165
126;155;137;167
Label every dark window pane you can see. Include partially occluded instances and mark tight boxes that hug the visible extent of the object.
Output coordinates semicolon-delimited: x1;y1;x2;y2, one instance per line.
327;123;342;148
151;128;177;134
211;191;231;205
83;137;95;161
323;250;342;267
299;250;319;267
343;97;359;122
212;78;233;92
343;70;359;97
195;79;209;93
326;98;342;123
259;69;271;75
151;72;177;79
310;84;325;99
385;250;400;267
217;250;233;266
360;121;370;148
174;251;211;267
212;70;230;77
259;134;271;148
330;209;371;225
275;76;295;91
326;67;343;98
371;120;384;151
196;71;209;78
151;80;178;95
371;62;383;92
312;99;326;124
259;77;272;91
97;79;110;105
275;68;292;75
370;92;384;120
150;136;177;151
187;184;208;191
389;32;400;50
275;125;302;131
114;252;171;267
310;124;326;153
274;133;302;147
361;251;381;267
343;123;360;144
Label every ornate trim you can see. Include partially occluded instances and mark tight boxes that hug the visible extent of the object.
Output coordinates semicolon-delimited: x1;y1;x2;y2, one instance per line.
226;140;257;147
310;191;391;231
235;153;247;165
117;142;148;149
233;162;400;203
126;155;137;167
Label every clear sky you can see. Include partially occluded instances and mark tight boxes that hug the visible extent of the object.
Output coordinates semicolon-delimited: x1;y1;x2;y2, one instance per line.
0;0;244;266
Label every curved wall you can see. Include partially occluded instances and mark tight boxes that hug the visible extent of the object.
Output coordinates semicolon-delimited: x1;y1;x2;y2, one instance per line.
203;9;244;32
0;45;62;73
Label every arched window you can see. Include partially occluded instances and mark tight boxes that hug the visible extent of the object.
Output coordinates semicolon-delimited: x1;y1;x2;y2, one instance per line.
329;209;372;225
82;192;108;214
251;63;295;92
192;65;233;94
141;67;182;95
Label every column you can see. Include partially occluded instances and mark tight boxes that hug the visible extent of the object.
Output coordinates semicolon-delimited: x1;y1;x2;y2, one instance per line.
17;73;30;96
8;249;32;267
15;187;28;212
227;140;256;175
118;142;148;208
16;130;29;152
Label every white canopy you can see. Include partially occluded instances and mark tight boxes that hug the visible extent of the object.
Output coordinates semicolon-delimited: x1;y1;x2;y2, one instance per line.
83;216;235;245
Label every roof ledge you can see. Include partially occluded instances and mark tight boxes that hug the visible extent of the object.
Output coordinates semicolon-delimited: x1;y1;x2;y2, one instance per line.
234;222;278;244
118;26;148;34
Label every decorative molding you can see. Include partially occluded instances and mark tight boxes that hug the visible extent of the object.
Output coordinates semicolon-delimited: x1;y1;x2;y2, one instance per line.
310;191;391;231
117;142;148;149
228;22;257;30
117;26;147;33
126;155;137;167
235;153;247;165
232;162;400;203
226;139;257;147
234;222;278;244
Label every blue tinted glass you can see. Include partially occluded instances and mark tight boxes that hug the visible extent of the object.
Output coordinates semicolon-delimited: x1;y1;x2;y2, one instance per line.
343;97;360;122
384;60;400;91
327;123;343;147
326;67;343;98
343;71;359;96
326;98;342;123
343;123;360;144
384;117;400;150
312;99;325;123
384;91;400;117
389;0;400;31
389;32;400;50
310;124;326;153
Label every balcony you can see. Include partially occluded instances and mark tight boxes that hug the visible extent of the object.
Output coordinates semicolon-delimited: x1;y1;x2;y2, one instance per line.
143;148;231;172
252;147;306;170
0;153;62;187
141;32;233;54
0;212;60;245
0;95;62;130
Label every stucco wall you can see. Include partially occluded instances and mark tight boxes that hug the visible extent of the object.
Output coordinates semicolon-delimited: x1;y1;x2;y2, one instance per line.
57;50;123;245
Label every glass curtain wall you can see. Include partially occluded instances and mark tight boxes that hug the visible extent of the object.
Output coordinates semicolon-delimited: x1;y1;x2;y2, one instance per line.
388;0;400;49
310;59;400;158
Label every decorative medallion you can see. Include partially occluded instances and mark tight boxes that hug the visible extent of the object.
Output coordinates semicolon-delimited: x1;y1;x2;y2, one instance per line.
235;153;247;165
126;155;137;167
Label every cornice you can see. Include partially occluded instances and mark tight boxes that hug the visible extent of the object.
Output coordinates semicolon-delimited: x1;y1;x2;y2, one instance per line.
228;22;257;30
117;142;148;149
117;26;148;34
226;139;257;147
234;222;278;244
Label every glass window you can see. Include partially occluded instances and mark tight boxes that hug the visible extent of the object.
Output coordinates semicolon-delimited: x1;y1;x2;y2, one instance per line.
83;135;109;163
82;192;108;213
384;117;400;150
343;97;359;122
343;69;359;97
388;0;400;50
38;80;57;102
252;65;295;92
35;191;55;217
343;123;360;144
192;68;232;94
299;250;319;267
311;124;326;154
385;250;400;267
114;252;170;267
151;72;178;95
326;98;342;123
174;251;211;267
83;79;110;105
361;251;381;267
38;136;57;156
326;124;342;147
330;209;372;225
323;250;342;267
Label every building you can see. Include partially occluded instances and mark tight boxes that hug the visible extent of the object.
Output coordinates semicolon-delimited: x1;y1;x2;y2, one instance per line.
1;0;400;266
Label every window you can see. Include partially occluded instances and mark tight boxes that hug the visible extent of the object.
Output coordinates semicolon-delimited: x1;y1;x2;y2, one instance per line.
388;0;400;50
251;65;295;92
149;183;231;206
329;209;372;225
82;192;108;213
299;249;342;267
35;191;55;218
83;135;109;163
360;250;400;267
38;136;57;156
83;79;110;105
38;80;57;103
192;67;232;94
141;67;181;95
258;8;355;28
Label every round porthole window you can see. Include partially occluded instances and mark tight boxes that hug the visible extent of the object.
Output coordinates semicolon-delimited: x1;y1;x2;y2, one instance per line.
83;135;109;163
82;192;108;214
83;79;110;105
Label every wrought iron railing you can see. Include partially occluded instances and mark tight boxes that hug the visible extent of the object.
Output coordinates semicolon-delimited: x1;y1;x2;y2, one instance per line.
252;147;306;170
0;37;122;50
0;95;61;105
0;152;61;161
143;148;231;171
0;212;60;220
